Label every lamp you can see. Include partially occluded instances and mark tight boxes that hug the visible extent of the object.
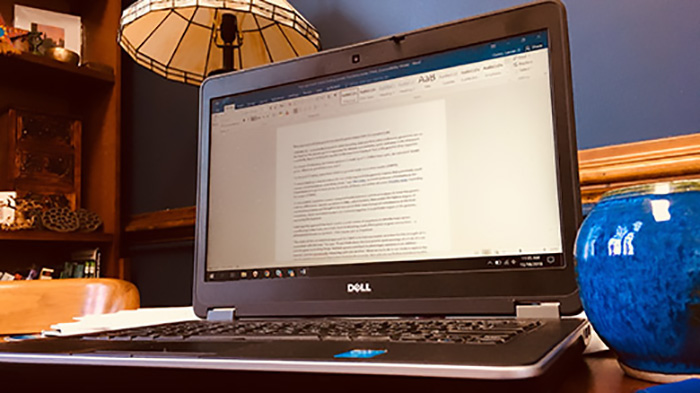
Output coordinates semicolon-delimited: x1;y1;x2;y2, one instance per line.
118;0;320;86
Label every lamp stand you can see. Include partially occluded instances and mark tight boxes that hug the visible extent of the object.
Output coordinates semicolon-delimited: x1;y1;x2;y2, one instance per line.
209;13;240;77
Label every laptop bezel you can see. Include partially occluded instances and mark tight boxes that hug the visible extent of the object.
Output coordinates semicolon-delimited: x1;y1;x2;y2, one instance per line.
193;0;582;319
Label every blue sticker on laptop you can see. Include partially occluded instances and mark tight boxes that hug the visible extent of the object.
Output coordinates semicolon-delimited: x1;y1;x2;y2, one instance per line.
334;349;387;359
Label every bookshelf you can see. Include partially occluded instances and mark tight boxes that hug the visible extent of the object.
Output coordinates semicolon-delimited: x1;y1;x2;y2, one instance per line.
0;0;122;278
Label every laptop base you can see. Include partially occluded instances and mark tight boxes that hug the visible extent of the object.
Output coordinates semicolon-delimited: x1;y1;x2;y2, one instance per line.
0;335;586;392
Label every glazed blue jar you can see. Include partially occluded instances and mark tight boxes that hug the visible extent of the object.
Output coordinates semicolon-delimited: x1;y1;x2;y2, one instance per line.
575;180;700;382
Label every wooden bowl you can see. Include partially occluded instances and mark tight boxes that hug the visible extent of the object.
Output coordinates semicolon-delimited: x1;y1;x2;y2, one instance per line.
45;47;80;66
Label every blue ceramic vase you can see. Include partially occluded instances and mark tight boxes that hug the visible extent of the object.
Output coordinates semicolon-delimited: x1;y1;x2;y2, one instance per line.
575;180;700;382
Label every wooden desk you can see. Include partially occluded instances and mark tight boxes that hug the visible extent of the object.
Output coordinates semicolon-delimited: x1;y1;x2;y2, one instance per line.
556;352;656;393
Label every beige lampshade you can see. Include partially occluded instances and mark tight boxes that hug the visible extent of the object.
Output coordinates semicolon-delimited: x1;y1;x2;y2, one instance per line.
118;0;321;85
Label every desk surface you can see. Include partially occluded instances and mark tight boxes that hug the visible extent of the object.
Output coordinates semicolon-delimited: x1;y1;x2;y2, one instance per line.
556;352;656;393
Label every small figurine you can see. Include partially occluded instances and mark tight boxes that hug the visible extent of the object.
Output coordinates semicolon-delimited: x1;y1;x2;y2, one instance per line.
27;24;45;55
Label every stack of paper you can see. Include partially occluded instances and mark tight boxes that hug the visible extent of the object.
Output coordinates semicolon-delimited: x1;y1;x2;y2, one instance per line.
44;307;199;337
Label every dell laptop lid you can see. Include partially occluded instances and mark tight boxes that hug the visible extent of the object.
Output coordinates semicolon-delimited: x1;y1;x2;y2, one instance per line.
194;0;582;319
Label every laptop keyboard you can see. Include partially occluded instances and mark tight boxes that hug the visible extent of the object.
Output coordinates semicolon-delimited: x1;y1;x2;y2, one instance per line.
81;318;541;345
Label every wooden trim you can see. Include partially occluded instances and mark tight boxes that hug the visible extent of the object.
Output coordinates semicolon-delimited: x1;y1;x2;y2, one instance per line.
578;133;700;166
579;133;700;204
125;206;196;233
124;206;195;245
123;133;700;243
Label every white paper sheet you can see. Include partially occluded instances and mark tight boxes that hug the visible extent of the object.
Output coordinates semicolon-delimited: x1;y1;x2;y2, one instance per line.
43;307;199;337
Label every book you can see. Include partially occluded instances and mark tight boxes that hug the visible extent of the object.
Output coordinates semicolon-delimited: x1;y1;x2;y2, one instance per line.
68;248;101;278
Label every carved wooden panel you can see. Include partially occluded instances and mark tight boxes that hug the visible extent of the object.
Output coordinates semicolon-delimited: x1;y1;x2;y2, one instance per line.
0;108;81;209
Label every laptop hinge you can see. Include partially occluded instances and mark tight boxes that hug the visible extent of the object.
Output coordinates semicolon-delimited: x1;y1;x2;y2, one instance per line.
206;308;236;322
516;302;560;319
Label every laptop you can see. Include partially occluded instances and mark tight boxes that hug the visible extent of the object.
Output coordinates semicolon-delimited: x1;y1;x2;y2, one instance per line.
0;0;588;382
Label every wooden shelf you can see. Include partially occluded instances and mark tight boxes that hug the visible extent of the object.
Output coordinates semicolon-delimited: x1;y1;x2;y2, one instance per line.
126;206;195;233
0;51;114;85
124;207;195;244
0;231;113;242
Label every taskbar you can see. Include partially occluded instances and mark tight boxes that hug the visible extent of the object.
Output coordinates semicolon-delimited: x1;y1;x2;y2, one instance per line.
206;253;563;282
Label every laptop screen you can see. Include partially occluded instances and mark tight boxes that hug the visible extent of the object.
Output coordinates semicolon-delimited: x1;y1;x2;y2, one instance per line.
205;30;565;283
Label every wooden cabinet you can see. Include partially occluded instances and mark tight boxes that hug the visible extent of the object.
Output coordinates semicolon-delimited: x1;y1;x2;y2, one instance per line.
0;0;122;278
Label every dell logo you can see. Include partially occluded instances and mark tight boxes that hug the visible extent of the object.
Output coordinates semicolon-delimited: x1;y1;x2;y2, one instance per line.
347;282;372;293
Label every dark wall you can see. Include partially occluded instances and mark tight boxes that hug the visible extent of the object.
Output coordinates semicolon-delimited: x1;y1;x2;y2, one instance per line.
290;0;700;149
122;0;700;306
121;59;199;306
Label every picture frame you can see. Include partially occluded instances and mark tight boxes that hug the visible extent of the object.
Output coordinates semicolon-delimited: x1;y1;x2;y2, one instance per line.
0;191;17;227
13;5;81;57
